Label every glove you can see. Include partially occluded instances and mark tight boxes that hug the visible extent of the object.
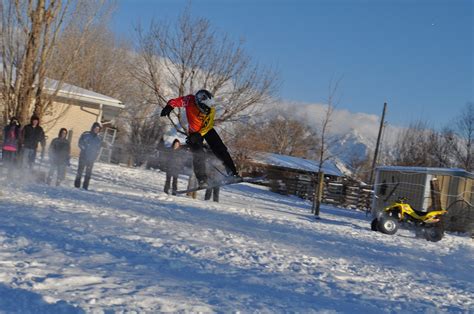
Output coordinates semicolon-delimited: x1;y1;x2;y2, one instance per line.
160;104;173;117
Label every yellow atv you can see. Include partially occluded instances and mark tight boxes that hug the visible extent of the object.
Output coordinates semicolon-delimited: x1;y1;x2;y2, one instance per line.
371;197;448;242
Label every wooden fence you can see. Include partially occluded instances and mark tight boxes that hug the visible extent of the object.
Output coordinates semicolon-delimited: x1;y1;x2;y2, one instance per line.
246;166;373;210
323;181;373;210
443;200;474;234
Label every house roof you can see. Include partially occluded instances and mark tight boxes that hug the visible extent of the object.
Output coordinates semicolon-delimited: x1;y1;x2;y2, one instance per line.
0;62;123;108
44;79;123;108
376;166;474;180
248;152;344;177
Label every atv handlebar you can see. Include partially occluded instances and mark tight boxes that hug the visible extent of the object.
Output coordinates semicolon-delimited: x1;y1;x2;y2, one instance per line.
397;197;408;203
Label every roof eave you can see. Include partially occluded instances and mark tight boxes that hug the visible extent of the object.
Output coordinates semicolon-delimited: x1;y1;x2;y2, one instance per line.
45;88;124;109
247;159;342;177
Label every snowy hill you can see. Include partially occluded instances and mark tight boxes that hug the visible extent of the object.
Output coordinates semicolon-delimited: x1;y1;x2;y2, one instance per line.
0;162;472;312
331;129;375;163
275;101;402;170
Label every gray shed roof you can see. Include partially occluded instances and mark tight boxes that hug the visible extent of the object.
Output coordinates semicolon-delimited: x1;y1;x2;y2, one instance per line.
248;152;344;177
376;166;474;180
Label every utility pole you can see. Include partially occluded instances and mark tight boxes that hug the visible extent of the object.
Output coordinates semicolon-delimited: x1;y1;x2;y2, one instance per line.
369;102;387;186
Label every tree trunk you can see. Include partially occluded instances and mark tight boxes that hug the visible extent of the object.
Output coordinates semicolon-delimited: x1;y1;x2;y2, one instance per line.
312;171;324;217
15;0;46;124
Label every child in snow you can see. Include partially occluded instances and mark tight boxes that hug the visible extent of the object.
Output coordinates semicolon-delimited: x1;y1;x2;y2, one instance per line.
163;138;184;195
2;117;21;178
47;128;71;186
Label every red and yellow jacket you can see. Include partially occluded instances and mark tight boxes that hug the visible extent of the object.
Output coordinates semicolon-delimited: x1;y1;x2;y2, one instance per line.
167;95;215;136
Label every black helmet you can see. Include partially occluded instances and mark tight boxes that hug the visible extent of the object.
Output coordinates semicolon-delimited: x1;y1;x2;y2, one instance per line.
195;89;214;113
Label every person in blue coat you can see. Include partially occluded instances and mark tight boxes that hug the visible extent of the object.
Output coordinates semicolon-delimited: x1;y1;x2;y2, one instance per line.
74;122;102;190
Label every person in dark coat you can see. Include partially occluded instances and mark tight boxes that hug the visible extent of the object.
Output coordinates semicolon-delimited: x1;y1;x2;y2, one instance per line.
2;117;21;178
163;139;183;195
74;122;102;190
47;128;71;186
20;115;46;169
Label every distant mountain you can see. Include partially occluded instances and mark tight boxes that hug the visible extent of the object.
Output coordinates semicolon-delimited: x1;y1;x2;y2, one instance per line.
329;129;375;168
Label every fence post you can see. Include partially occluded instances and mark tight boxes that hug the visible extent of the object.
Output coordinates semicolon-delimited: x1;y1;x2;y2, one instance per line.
430;179;441;209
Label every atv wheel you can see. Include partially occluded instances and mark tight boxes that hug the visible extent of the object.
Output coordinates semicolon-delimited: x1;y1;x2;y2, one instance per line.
424;225;444;242
371;218;378;231
414;225;425;238
377;215;399;235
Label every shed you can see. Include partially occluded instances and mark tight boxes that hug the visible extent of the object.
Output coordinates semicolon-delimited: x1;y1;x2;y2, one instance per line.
240;152;345;200
245;152;344;177
373;166;474;232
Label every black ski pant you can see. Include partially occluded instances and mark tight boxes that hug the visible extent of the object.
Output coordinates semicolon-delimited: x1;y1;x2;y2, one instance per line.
187;128;237;182
75;158;94;190
164;172;178;195
205;187;220;202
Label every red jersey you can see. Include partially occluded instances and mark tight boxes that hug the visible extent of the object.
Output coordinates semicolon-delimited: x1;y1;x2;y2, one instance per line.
167;95;215;135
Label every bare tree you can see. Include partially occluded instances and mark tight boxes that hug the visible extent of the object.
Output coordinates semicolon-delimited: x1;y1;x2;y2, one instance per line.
265;117;319;158
227;113;319;161
427;127;457;168
452;103;473;172
47;24;131;100
110;66;166;166
0;0;112;125
313;79;341;217
133;8;278;136
347;151;372;182
127;114;165;166
394;120;431;166
393;120;458;168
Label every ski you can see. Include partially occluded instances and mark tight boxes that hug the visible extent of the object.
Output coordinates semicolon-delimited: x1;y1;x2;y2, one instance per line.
175;175;265;194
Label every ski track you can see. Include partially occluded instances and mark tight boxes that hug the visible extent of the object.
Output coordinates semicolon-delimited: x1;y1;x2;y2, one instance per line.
0;162;473;313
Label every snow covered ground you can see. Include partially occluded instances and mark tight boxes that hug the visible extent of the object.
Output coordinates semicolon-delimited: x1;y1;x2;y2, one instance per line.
0;161;472;313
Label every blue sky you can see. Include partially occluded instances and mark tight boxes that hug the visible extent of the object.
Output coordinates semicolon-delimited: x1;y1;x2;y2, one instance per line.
112;0;473;128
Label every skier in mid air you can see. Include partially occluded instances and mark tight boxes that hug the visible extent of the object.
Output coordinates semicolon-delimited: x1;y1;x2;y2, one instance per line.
160;89;239;188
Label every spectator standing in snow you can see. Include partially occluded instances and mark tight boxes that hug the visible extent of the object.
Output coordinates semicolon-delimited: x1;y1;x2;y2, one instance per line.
74;122;102;190
161;89;239;188
186;170;198;199
2;117;21;178
20;115;46;169
47;128;71;186
163;138;183;195
204;147;223;203
204;182;220;202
